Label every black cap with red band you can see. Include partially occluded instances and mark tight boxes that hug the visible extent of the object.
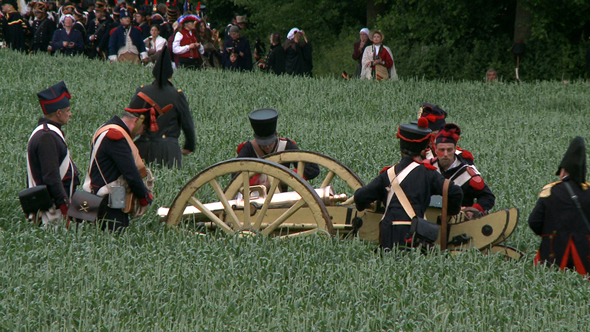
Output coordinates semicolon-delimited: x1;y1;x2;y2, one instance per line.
37;81;71;115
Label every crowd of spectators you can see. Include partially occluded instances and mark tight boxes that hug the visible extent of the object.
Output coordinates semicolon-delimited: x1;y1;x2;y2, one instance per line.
0;0;314;76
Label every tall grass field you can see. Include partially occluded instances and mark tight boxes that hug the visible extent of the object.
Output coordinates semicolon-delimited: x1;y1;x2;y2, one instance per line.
1;49;590;331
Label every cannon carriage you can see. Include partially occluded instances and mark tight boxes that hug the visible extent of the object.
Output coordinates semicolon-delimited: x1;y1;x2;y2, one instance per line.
157;151;522;258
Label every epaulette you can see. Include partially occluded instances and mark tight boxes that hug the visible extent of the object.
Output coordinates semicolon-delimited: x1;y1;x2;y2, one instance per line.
236;141;247;154
421;162;437;171
140;85;144;88
461;149;474;162
467;166;485;190
279;137;294;144
177;89;182;93
539;181;561;198
106;129;124;140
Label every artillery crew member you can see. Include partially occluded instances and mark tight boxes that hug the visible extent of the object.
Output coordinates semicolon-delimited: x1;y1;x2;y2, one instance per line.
83;97;155;231
528;136;590;276
27;81;80;225
134;46;196;168
426;123;495;219
237;108;320;185
354;117;463;250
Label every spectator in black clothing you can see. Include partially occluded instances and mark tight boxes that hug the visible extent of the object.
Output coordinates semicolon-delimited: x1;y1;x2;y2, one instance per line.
31;2;56;53
284;27;311;76
222;25;252;71
135;8;150;40
352;28;372;77
258;32;285;75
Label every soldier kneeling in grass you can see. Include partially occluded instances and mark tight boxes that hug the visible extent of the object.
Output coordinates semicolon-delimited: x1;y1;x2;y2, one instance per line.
425;123;495;220
236;108;320;189
354;117;463;250
528;136;590;277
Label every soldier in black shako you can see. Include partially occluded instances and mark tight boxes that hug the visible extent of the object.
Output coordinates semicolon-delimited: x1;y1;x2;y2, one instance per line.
354;117;463;250
236;108;320;188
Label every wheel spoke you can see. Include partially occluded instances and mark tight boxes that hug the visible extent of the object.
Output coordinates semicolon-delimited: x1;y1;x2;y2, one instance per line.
242;171;251;228
209;178;242;230
261;199;305;236
254;176;280;230
189;196;234;234
297;161;305;177
279;229;320;239
320;170;335;188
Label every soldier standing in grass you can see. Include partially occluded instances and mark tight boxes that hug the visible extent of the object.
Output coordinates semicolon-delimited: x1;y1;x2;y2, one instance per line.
354;118;463;250
528;136;590;277
83;98;156;231
134;46;196;169
27;81;80;226
236;108;320;187
425;123;495;220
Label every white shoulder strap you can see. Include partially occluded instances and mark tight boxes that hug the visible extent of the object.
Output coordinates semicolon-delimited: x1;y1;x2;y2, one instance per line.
452;165;478;187
382;162;421;220
276;139;288;152
82;130;109;194
26;124;72;189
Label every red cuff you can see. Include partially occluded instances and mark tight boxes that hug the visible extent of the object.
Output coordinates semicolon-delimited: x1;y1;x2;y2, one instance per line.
59;204;68;215
140;192;153;206
472;203;484;213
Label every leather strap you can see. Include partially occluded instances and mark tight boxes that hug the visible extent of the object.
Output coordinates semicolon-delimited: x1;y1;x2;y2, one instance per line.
440;179;450;250
137;91;173;115
563;181;590;232
390;168;417;220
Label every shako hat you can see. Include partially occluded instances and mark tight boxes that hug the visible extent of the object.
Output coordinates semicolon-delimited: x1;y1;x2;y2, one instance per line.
419;102;447;132
556;136;587;184
249;108;278;146
37;81;71;114
397;117;432;154
435;123;461;145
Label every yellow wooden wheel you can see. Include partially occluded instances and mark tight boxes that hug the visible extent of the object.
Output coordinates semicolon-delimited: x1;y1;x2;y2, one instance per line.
224;151;365;201
165;158;334;237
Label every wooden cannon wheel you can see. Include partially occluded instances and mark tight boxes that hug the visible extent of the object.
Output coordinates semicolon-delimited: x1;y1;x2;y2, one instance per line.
165;158;334;238
224;150;365;201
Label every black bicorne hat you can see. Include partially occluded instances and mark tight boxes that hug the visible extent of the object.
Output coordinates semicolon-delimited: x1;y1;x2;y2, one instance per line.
37;81;71;114
249;108;278;146
419;102;447;132
397;117;432;154
153;45;173;88
556;136;587;184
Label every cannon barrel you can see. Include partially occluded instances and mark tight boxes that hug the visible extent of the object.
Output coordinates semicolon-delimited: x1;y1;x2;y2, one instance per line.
157;186;347;221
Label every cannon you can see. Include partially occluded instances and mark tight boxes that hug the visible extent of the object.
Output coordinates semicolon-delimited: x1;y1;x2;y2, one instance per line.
157;151;522;258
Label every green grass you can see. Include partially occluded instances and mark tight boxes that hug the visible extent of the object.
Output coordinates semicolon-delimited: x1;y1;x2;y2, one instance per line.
1;49;590;331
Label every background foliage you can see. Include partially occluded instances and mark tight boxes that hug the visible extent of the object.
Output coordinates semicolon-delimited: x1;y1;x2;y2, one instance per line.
1;50;590;330
202;0;590;80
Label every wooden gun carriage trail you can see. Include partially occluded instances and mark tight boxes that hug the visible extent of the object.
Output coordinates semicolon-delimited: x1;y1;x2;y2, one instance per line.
158;151;522;259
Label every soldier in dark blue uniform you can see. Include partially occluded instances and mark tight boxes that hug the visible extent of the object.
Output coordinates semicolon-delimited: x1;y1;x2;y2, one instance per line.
27;81;80;225
354;117;463;250
84;98;155;231
30;2;56;53
529;136;590;276
134;46;196;168
236;108;320;185
0;0;30;52
426;123;495;219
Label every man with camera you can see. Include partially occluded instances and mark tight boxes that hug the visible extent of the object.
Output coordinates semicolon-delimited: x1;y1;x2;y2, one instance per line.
354;118;462;250
26;81;80;226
